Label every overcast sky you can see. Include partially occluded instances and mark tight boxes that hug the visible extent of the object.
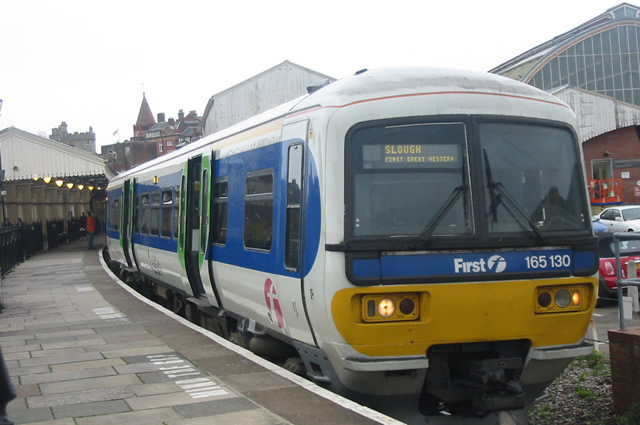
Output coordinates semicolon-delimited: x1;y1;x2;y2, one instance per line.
0;0;619;152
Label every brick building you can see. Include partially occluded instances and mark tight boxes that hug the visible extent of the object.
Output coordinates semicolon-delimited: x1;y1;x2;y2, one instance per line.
101;94;203;172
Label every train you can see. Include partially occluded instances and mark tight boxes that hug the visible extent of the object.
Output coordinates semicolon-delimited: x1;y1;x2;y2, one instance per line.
105;67;599;423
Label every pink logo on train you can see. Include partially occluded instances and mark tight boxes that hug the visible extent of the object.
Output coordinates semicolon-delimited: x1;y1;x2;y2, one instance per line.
264;278;284;328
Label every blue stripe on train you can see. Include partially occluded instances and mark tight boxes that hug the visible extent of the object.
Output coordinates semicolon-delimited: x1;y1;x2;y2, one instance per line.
210;140;321;278
353;248;597;279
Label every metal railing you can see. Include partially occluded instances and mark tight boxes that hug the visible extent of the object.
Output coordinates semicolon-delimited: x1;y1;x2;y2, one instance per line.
0;223;43;277
613;232;640;330
0;223;44;314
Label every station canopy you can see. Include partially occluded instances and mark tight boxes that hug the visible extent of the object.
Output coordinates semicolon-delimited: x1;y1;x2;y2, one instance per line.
0;127;115;188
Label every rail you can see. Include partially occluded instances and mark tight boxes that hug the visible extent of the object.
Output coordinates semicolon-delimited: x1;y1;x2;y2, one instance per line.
613;232;640;330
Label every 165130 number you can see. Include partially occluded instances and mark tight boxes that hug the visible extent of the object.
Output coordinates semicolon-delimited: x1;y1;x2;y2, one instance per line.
525;254;571;269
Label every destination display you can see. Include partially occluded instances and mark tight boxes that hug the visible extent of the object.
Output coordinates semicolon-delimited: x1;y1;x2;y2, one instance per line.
362;143;461;169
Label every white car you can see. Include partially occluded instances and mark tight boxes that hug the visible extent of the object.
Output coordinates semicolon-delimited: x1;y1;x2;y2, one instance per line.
594;205;640;232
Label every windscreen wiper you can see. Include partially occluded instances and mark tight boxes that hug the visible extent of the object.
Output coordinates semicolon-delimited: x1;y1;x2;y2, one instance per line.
416;184;467;246
483;148;547;243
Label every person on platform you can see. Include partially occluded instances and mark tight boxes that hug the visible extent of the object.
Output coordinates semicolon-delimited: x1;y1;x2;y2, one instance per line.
87;211;96;249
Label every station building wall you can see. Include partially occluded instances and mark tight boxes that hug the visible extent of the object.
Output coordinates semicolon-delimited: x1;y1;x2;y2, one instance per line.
582;126;640;205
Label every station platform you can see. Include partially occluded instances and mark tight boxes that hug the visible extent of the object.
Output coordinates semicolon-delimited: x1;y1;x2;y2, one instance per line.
0;239;402;425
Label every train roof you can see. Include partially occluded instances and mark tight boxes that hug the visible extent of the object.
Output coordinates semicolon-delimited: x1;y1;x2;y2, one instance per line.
109;67;571;186
291;66;568;112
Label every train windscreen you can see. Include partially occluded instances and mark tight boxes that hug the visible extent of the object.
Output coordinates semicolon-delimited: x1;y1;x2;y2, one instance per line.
347;120;589;240
478;122;589;234
349;122;472;237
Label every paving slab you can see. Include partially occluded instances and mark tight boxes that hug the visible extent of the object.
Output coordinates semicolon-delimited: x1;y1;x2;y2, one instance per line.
27;386;137;408
20;366;118;385
180;409;287;425
18;351;104;367
50;358;126;372
9;406;54;424
129;381;181;397
39;374;142;395
40;338;106;350
51;400;130;419
74;407;183;425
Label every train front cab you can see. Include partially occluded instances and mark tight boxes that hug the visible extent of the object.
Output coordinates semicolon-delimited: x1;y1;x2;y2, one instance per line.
313;106;599;416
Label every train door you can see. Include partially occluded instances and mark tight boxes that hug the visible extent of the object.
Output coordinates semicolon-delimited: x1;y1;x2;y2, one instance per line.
199;152;221;307
120;179;134;269
178;156;206;297
277;121;316;344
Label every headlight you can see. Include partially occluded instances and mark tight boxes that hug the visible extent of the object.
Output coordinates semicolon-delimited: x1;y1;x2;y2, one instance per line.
377;298;396;318
538;291;552;307
555;289;571;308
536;284;590;314
362;293;419;322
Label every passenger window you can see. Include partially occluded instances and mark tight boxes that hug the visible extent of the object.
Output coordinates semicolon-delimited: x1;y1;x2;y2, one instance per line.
174;186;180;239
141;194;150;234
201;169;209;252
244;170;273;250
191;163;201;231
135;195;142;233
113;199;120;231
213;179;228;245
179;177;186;249
161;190;173;238
150;191;161;236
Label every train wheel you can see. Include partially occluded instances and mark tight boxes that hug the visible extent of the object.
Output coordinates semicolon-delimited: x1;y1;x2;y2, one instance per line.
283;357;306;376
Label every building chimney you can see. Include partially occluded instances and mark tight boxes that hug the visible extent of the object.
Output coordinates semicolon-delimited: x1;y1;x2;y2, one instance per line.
157;113;165;123
168;118;175;126
178;109;184;120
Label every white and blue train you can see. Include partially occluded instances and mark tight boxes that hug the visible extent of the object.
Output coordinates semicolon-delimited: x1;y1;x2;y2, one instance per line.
106;67;599;420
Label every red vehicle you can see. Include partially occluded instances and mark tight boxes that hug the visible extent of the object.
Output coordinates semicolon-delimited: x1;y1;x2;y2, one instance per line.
597;232;640;303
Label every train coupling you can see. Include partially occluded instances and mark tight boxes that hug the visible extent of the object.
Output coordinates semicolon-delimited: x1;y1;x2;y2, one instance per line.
424;341;530;416
454;356;525;413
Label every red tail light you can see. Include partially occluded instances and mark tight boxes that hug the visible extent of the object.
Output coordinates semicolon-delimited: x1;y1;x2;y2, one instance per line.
604;261;615;276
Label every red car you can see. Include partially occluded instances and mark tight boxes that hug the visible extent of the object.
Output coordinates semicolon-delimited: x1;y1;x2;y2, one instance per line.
597;232;640;304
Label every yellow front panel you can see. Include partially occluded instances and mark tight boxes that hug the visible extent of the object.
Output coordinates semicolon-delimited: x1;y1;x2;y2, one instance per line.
331;277;597;357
